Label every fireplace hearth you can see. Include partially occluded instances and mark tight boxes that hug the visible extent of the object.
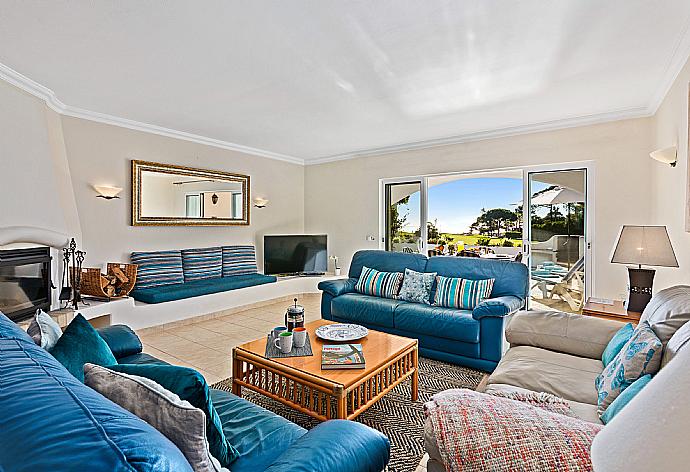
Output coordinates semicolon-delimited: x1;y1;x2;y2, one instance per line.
0;247;52;322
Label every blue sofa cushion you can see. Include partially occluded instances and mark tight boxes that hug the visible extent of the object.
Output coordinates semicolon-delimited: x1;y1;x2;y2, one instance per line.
222;245;258;277
394;302;480;343
110;364;239;467
211;388;307;472
131;249;185;289
181;247;222;282
432;276;495;309
426;256;529;300
49;314;118;382
97;324;143;358
318;278;357;297
354;266;403;299
0;312;192;472
131;273;277;304
348;250;427;280
472;295;524;319
331;293;402;328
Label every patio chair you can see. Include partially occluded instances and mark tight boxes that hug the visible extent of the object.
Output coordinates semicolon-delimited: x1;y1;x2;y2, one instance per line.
530;257;585;311
402;247;414;254
457;249;480;258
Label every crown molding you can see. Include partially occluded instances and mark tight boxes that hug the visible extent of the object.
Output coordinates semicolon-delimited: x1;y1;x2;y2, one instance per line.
305;106;650;165
0;62;305;165
646;13;690;115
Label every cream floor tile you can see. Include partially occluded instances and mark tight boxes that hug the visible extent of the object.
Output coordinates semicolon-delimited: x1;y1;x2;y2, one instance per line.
167;325;230;344
231;317;281;332
173;348;229;368
205;359;233;379
196;318;259;336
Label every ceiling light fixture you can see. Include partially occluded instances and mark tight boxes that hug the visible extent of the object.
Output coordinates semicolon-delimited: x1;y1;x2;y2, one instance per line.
254;197;269;208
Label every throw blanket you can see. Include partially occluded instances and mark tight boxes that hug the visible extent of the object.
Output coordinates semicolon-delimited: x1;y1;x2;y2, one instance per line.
486;388;577;417
425;389;603;472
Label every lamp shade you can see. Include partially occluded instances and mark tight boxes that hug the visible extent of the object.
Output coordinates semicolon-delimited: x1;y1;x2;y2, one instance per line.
610;225;678;267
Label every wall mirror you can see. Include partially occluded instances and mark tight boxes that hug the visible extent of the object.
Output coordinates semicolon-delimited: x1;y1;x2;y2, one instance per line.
132;160;250;226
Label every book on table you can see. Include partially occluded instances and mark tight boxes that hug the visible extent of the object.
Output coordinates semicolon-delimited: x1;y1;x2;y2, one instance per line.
321;344;365;369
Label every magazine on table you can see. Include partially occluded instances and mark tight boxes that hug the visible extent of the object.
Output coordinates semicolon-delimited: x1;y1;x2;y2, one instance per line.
321;344;365;369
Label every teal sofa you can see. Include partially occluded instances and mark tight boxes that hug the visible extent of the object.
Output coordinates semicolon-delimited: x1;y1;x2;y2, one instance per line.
319;250;529;371
130;245;277;304
0;312;390;471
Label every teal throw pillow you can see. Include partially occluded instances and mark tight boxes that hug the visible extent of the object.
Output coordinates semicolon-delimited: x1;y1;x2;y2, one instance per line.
595;321;662;415
433;276;495;309
602;323;634;366
398;268;436;304
600;374;652;424
355;266;404;299
49;314;117;382
110;363;240;467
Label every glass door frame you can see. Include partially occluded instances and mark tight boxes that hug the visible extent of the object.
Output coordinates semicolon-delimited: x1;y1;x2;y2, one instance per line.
379;176;428;254
522;162;595;309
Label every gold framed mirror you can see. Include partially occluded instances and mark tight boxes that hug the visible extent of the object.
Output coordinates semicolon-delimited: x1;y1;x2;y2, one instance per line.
131;160;250;226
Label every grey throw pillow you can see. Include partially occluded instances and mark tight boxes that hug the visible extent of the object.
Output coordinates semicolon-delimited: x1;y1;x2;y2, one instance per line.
398;269;436;304
26;309;62;350
641;285;690;345
84;364;228;472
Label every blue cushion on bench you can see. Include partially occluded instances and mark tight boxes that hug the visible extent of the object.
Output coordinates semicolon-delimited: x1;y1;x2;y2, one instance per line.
222;245;258;277
131;273;277;304
131;250;185;289
182;247;222;282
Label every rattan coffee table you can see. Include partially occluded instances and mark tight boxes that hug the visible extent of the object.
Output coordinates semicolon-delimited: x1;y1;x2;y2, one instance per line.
232;320;418;421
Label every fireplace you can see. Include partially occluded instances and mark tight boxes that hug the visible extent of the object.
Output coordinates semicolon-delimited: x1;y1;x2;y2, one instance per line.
0;247;52;322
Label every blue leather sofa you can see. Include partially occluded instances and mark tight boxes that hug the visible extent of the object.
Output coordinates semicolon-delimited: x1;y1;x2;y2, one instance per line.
130;245;277;304
0;312;390;471
319;250;528;372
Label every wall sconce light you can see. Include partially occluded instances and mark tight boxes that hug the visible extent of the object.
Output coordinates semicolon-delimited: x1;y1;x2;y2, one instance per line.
93;185;123;200
254;197;269;208
650;146;677;167
211;193;219;205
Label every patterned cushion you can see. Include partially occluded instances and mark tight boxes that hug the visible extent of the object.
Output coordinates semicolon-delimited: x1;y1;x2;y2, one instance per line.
222;245;258;277
425;389;603;471
433;276;495;309
602;323;635;366
354;266;403;299
131;250;184;289
397;269;436;305
181;247;222;282
595;321;663;414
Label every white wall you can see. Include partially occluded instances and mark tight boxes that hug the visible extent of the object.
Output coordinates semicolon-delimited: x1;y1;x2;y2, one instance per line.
304;118;653;299
59;116;305;269
651;56;690;289
0;80;81;242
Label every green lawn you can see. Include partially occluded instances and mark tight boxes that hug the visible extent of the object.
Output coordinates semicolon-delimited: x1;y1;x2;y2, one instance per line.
439;233;522;247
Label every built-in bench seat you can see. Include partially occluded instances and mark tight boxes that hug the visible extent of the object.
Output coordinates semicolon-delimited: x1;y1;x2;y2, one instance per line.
131;273;277;304
130;245;275;304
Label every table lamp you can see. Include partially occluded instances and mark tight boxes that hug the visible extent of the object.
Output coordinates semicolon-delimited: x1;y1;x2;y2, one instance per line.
610;225;678;312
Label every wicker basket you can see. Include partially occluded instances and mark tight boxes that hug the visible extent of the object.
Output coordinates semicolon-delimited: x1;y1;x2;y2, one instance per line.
77;263;138;299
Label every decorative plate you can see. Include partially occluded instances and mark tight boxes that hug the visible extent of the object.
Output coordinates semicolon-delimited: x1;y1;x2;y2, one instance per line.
315;323;369;342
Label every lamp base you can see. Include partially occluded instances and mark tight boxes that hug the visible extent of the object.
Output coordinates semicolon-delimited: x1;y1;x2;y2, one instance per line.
626;267;655;313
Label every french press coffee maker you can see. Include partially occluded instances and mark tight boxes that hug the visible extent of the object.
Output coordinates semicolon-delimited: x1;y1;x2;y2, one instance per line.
285;298;305;332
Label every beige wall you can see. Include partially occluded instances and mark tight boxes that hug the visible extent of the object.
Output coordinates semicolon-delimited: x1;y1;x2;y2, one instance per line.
304;118;654;299
60;116;305;268
651;56;690;289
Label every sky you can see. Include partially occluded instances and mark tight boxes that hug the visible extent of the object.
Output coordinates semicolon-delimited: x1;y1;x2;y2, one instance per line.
399;177;527;234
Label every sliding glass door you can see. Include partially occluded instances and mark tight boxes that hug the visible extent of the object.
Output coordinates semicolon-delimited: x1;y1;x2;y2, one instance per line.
524;167;591;313
382;180;425;253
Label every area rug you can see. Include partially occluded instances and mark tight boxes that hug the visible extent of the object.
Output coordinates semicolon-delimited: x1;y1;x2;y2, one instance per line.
211;357;485;472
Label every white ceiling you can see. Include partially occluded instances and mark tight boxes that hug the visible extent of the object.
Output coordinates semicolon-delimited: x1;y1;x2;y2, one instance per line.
2;0;690;164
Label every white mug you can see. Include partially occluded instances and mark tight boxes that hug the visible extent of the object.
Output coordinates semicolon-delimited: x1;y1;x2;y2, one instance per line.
293;327;307;348
274;332;293;354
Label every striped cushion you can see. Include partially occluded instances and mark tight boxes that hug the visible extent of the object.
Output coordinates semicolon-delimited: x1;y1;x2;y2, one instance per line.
354;266;403;299
181;247;222;282
222;246;258;277
130;250;184;289
433;276;495;310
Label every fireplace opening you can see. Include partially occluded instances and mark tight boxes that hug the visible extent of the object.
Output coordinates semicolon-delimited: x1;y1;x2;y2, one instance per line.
0;247;52;322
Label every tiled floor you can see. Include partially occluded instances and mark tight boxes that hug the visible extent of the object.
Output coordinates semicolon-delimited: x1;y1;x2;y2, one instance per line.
136;293;323;385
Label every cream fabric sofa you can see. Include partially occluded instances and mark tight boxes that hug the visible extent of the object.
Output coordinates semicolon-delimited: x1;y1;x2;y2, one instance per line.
424;285;690;472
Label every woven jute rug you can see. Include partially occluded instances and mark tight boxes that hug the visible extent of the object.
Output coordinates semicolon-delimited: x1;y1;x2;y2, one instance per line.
211;357;485;472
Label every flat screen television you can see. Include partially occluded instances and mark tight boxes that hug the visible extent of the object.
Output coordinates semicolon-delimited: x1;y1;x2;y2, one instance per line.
264;235;328;276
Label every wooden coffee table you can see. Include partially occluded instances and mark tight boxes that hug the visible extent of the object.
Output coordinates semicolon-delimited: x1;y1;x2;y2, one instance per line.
232;320;418;421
